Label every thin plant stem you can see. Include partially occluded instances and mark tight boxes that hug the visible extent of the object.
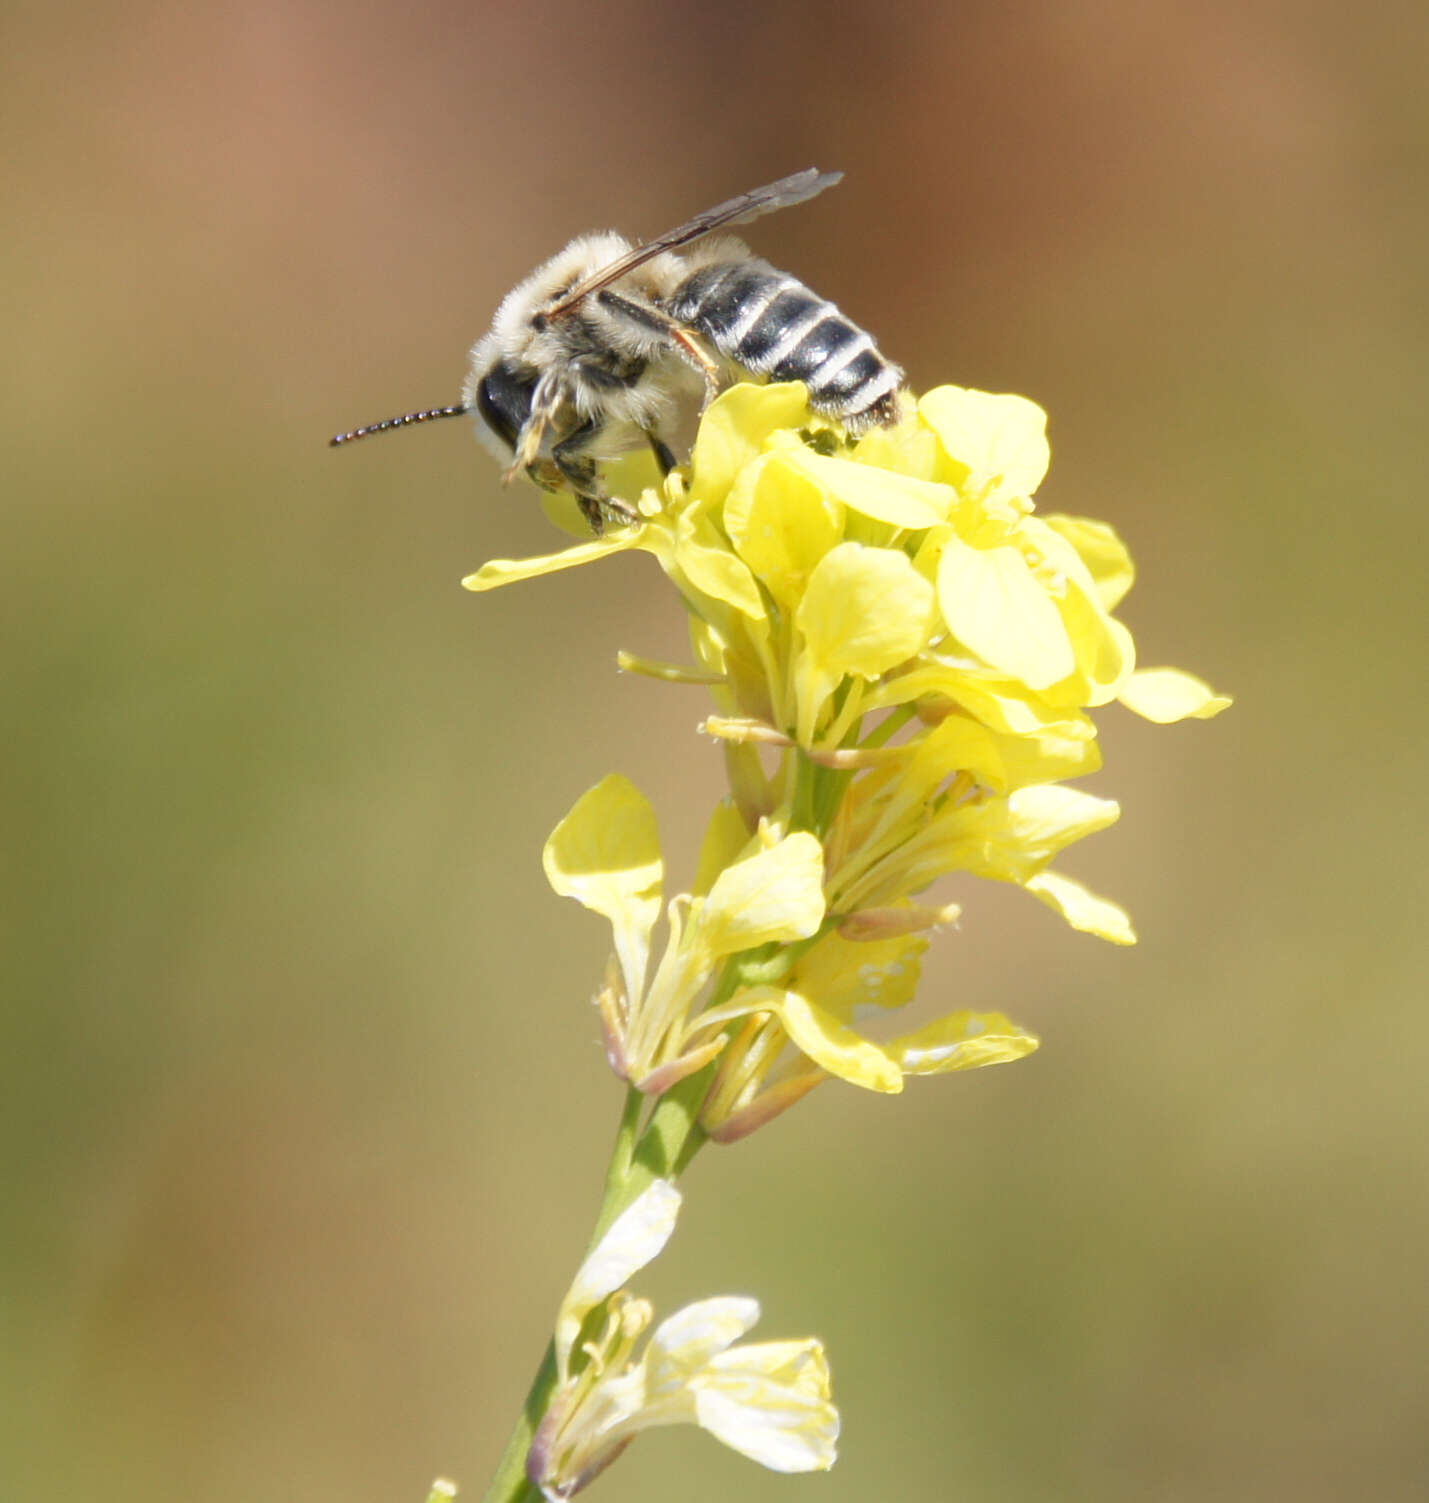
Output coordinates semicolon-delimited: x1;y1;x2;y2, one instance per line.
479;1073;713;1503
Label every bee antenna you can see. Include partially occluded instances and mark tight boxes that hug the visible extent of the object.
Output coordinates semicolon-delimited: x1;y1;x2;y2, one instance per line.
329;404;470;447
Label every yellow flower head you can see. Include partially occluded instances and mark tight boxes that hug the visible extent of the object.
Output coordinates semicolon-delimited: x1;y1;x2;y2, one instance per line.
475;382;1230;1131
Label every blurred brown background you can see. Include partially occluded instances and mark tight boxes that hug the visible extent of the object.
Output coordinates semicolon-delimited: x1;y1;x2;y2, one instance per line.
4;2;1427;1500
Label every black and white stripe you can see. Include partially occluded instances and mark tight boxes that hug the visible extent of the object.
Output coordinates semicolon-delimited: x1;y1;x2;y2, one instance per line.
668;262;902;431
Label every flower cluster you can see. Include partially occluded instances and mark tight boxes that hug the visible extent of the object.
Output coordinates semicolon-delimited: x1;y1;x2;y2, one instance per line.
528;1180;837;1501
467;382;1229;1141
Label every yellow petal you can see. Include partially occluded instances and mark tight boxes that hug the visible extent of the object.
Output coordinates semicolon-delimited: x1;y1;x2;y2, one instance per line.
1009;522;1131;706
771;987;903;1092
780;448;954;529
688;382;813;503
797;542;935;680
544;774;663;998
673;510;768;622
1043;514;1135;610
994;722;1103;787
597;447;665;509
936;534;1076;689
887;1010;1039;1074
462;532;641;591
852;416;944;481
792;929;927;1017
918;387;1050;501
724;454;843;607
900;713;1008;797
862;656;1096;742
1026;870;1137;944
1003;784;1120;860
700;833;827;955
1119;667;1234;723
1057;581;1136;706
792;543;935;741
940;784;1121;884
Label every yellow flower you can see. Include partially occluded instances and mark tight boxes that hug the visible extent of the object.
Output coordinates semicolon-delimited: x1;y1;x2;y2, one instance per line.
475;380;1229;1127
529;1181;838;1499
698;922;1039;1122
545;775;1038;1123
544;774;827;1093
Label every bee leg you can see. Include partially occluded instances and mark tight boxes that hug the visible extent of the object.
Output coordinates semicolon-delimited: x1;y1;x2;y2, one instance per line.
575;490;608;535
504;370;565;483
645;430;678;476
522;459;564;493
552;418;638;535
668;326;723;410
598;289;723;408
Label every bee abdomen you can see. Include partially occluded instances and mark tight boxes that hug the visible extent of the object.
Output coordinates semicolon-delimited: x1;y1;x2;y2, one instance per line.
668;263;901;430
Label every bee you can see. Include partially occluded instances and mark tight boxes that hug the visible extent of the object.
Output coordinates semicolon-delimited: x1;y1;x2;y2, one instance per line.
330;169;903;533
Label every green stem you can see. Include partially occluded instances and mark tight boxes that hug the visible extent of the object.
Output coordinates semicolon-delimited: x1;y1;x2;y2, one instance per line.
478;1342;555;1503
861;701;916;750
590;1068;712;1244
478;1075;713;1503
591;1085;644;1248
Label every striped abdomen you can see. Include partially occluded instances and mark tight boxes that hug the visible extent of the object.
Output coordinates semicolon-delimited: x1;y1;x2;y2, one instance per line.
667;261;902;431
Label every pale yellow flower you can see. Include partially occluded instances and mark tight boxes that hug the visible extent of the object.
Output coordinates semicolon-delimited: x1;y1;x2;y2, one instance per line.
529;1181;838;1499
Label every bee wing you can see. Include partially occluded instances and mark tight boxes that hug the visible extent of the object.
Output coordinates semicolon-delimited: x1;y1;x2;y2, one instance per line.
543;168;843;318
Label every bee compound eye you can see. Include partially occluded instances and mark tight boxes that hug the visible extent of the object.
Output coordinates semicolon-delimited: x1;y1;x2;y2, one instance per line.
475;360;537;451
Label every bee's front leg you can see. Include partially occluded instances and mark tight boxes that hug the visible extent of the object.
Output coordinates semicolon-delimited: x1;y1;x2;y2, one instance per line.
551;417;637;536
505;369;566;484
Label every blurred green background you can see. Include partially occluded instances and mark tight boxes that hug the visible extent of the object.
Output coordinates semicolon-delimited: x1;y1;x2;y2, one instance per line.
5;2;1427;1500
